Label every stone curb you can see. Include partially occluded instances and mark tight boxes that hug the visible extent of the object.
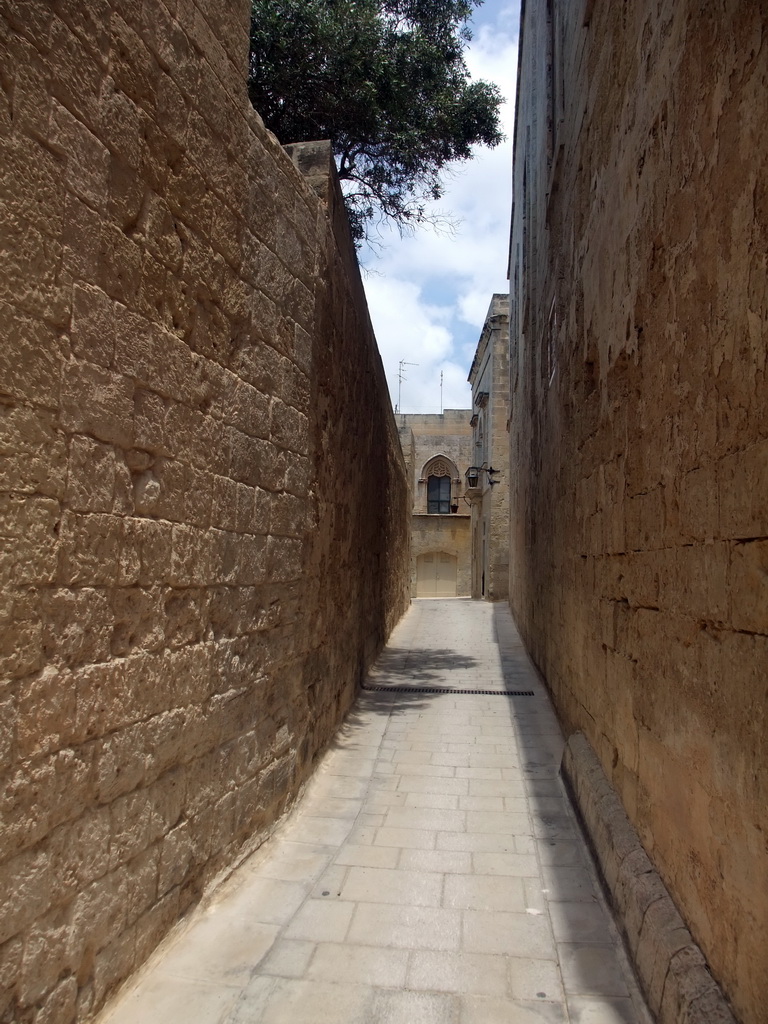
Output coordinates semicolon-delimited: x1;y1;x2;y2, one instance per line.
561;732;738;1024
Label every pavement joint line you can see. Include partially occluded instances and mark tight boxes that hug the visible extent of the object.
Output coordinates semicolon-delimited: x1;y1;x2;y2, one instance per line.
96;599;655;1024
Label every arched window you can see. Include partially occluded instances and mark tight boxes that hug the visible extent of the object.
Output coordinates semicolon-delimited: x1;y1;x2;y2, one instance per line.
422;455;457;514
428;475;451;514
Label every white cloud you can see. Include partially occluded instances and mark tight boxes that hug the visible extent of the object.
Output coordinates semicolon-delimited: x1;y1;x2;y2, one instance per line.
360;0;519;413
459;286;496;327
366;276;468;412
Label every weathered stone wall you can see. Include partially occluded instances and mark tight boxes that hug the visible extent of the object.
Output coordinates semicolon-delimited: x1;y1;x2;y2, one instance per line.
468;295;510;600
411;515;471;597
399;410;473;515
0;3;409;1022
398;411;473;596
508;2;767;1021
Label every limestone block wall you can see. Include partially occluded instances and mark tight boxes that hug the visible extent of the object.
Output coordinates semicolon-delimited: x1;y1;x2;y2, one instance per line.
410;515;471;597
0;3;409;1022
397;412;473;595
508;1;767;1021
399;410;473;514
468;296;510;600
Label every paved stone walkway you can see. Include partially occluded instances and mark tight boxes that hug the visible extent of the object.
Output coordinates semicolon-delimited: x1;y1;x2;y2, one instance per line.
100;600;651;1024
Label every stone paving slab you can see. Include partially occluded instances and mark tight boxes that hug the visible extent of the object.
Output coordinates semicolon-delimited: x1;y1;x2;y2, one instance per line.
98;600;652;1024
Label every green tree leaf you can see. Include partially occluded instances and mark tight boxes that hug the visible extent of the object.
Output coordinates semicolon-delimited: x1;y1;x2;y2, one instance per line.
248;0;503;245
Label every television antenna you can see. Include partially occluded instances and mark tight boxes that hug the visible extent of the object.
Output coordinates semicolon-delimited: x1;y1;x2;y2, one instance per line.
397;359;418;412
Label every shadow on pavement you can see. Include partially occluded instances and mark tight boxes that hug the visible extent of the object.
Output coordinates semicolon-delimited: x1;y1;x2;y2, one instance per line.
368;646;479;682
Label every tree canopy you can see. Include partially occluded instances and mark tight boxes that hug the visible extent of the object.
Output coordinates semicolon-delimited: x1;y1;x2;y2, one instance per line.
248;0;503;243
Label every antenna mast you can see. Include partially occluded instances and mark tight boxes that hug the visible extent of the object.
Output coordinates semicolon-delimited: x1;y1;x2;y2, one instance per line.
397;359;418;412
440;370;443;414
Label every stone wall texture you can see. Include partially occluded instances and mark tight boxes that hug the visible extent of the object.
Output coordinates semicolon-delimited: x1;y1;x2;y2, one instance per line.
508;2;767;1021
398;411;473;596
399;410;473;516
411;515;471;597
468;295;510;600
0;3;409;1022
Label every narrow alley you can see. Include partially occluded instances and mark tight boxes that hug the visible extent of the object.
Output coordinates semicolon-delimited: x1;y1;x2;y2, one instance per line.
98;601;651;1024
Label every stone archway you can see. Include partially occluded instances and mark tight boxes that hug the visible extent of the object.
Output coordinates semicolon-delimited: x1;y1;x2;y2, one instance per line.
419;454;460;515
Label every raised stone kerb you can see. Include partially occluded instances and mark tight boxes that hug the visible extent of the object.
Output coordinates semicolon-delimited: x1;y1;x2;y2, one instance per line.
561;731;737;1024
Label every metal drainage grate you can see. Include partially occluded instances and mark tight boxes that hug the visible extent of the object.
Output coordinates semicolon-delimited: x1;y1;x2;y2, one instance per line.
362;684;535;697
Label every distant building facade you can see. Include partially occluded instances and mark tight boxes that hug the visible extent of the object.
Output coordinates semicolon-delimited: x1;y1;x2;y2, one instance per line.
398;411;472;597
467;295;510;600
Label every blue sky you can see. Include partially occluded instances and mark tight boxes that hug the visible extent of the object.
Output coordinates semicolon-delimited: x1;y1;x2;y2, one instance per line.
359;1;521;414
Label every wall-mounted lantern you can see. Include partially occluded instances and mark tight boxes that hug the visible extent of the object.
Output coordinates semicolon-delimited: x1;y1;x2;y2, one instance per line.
465;465;499;489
